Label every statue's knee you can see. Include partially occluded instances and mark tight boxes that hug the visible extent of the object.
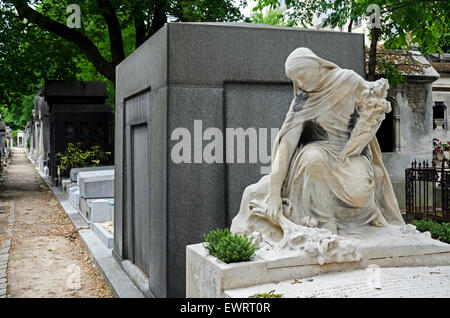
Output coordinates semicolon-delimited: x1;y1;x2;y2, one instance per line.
302;146;327;172
302;146;325;160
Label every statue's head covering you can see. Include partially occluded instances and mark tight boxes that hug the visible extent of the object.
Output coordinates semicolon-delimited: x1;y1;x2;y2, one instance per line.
285;47;339;94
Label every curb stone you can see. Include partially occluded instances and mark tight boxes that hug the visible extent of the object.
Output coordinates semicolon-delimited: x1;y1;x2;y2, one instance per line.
0;201;15;299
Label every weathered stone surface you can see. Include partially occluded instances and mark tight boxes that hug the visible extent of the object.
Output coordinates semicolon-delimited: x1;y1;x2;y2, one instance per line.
76;170;114;185
65;183;78;197
186;226;450;298
70;165;114;182
79;197;94;220
79;175;114;199
68;186;80;207
225;266;450;298
93;223;114;249
90;199;114;223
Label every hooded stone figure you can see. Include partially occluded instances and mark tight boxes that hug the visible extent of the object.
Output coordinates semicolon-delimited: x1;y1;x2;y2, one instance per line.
231;47;405;239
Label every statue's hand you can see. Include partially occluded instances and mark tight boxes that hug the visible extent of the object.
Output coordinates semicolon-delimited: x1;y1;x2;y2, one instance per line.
266;195;283;225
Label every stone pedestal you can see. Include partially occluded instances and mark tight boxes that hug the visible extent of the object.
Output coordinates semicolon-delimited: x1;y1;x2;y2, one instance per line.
186;225;450;298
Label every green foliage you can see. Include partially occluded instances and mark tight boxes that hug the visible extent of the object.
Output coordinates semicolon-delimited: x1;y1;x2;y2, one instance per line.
250;8;291;26
203;228;259;263
376;57;405;88
0;4;81;118
169;0;247;22
0;93;35;130
11;129;18;147
0;0;248;126
249;290;283;298
203;228;232;254
56;142;111;175
256;0;450;54
411;219;450;244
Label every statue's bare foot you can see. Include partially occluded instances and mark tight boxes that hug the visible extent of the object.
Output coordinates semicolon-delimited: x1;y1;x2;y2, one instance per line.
370;214;388;227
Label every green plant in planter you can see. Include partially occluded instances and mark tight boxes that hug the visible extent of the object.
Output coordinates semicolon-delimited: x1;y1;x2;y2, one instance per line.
203;228;259;264
56;142;111;175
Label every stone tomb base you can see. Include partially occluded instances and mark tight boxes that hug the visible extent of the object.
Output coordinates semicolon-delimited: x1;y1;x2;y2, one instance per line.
186;225;450;298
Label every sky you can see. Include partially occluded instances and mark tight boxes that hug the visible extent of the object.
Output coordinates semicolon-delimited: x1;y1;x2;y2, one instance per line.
234;0;258;19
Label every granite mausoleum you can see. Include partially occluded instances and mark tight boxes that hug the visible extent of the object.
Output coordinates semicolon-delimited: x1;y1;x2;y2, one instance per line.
43;81;115;185
17;130;25;148
114;22;367;297
427;53;450;143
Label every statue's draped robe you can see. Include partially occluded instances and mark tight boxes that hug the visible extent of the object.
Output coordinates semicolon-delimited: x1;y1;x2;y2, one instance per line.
231;48;404;237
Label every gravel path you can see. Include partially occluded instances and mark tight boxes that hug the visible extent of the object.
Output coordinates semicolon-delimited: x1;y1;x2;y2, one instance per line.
2;148;112;298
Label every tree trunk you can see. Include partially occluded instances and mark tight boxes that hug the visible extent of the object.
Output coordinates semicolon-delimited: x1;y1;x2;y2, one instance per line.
367;27;380;81
12;0;116;83
347;18;353;32
96;0;125;66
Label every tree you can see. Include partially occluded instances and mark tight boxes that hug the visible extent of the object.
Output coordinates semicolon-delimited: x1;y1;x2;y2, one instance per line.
250;7;291;26
255;0;450;81
3;0;248;84
0;0;248;128
0;4;83;126
0;94;35;130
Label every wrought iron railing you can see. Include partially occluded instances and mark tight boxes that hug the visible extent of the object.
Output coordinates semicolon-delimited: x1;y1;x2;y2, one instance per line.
405;159;450;223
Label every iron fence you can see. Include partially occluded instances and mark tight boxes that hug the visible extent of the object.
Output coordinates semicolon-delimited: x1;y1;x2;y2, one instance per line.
405;159;450;223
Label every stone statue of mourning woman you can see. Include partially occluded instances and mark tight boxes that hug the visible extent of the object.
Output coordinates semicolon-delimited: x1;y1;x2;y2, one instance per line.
230;47;414;264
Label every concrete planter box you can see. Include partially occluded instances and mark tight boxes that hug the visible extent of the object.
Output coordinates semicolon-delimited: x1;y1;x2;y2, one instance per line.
93;223;114;249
